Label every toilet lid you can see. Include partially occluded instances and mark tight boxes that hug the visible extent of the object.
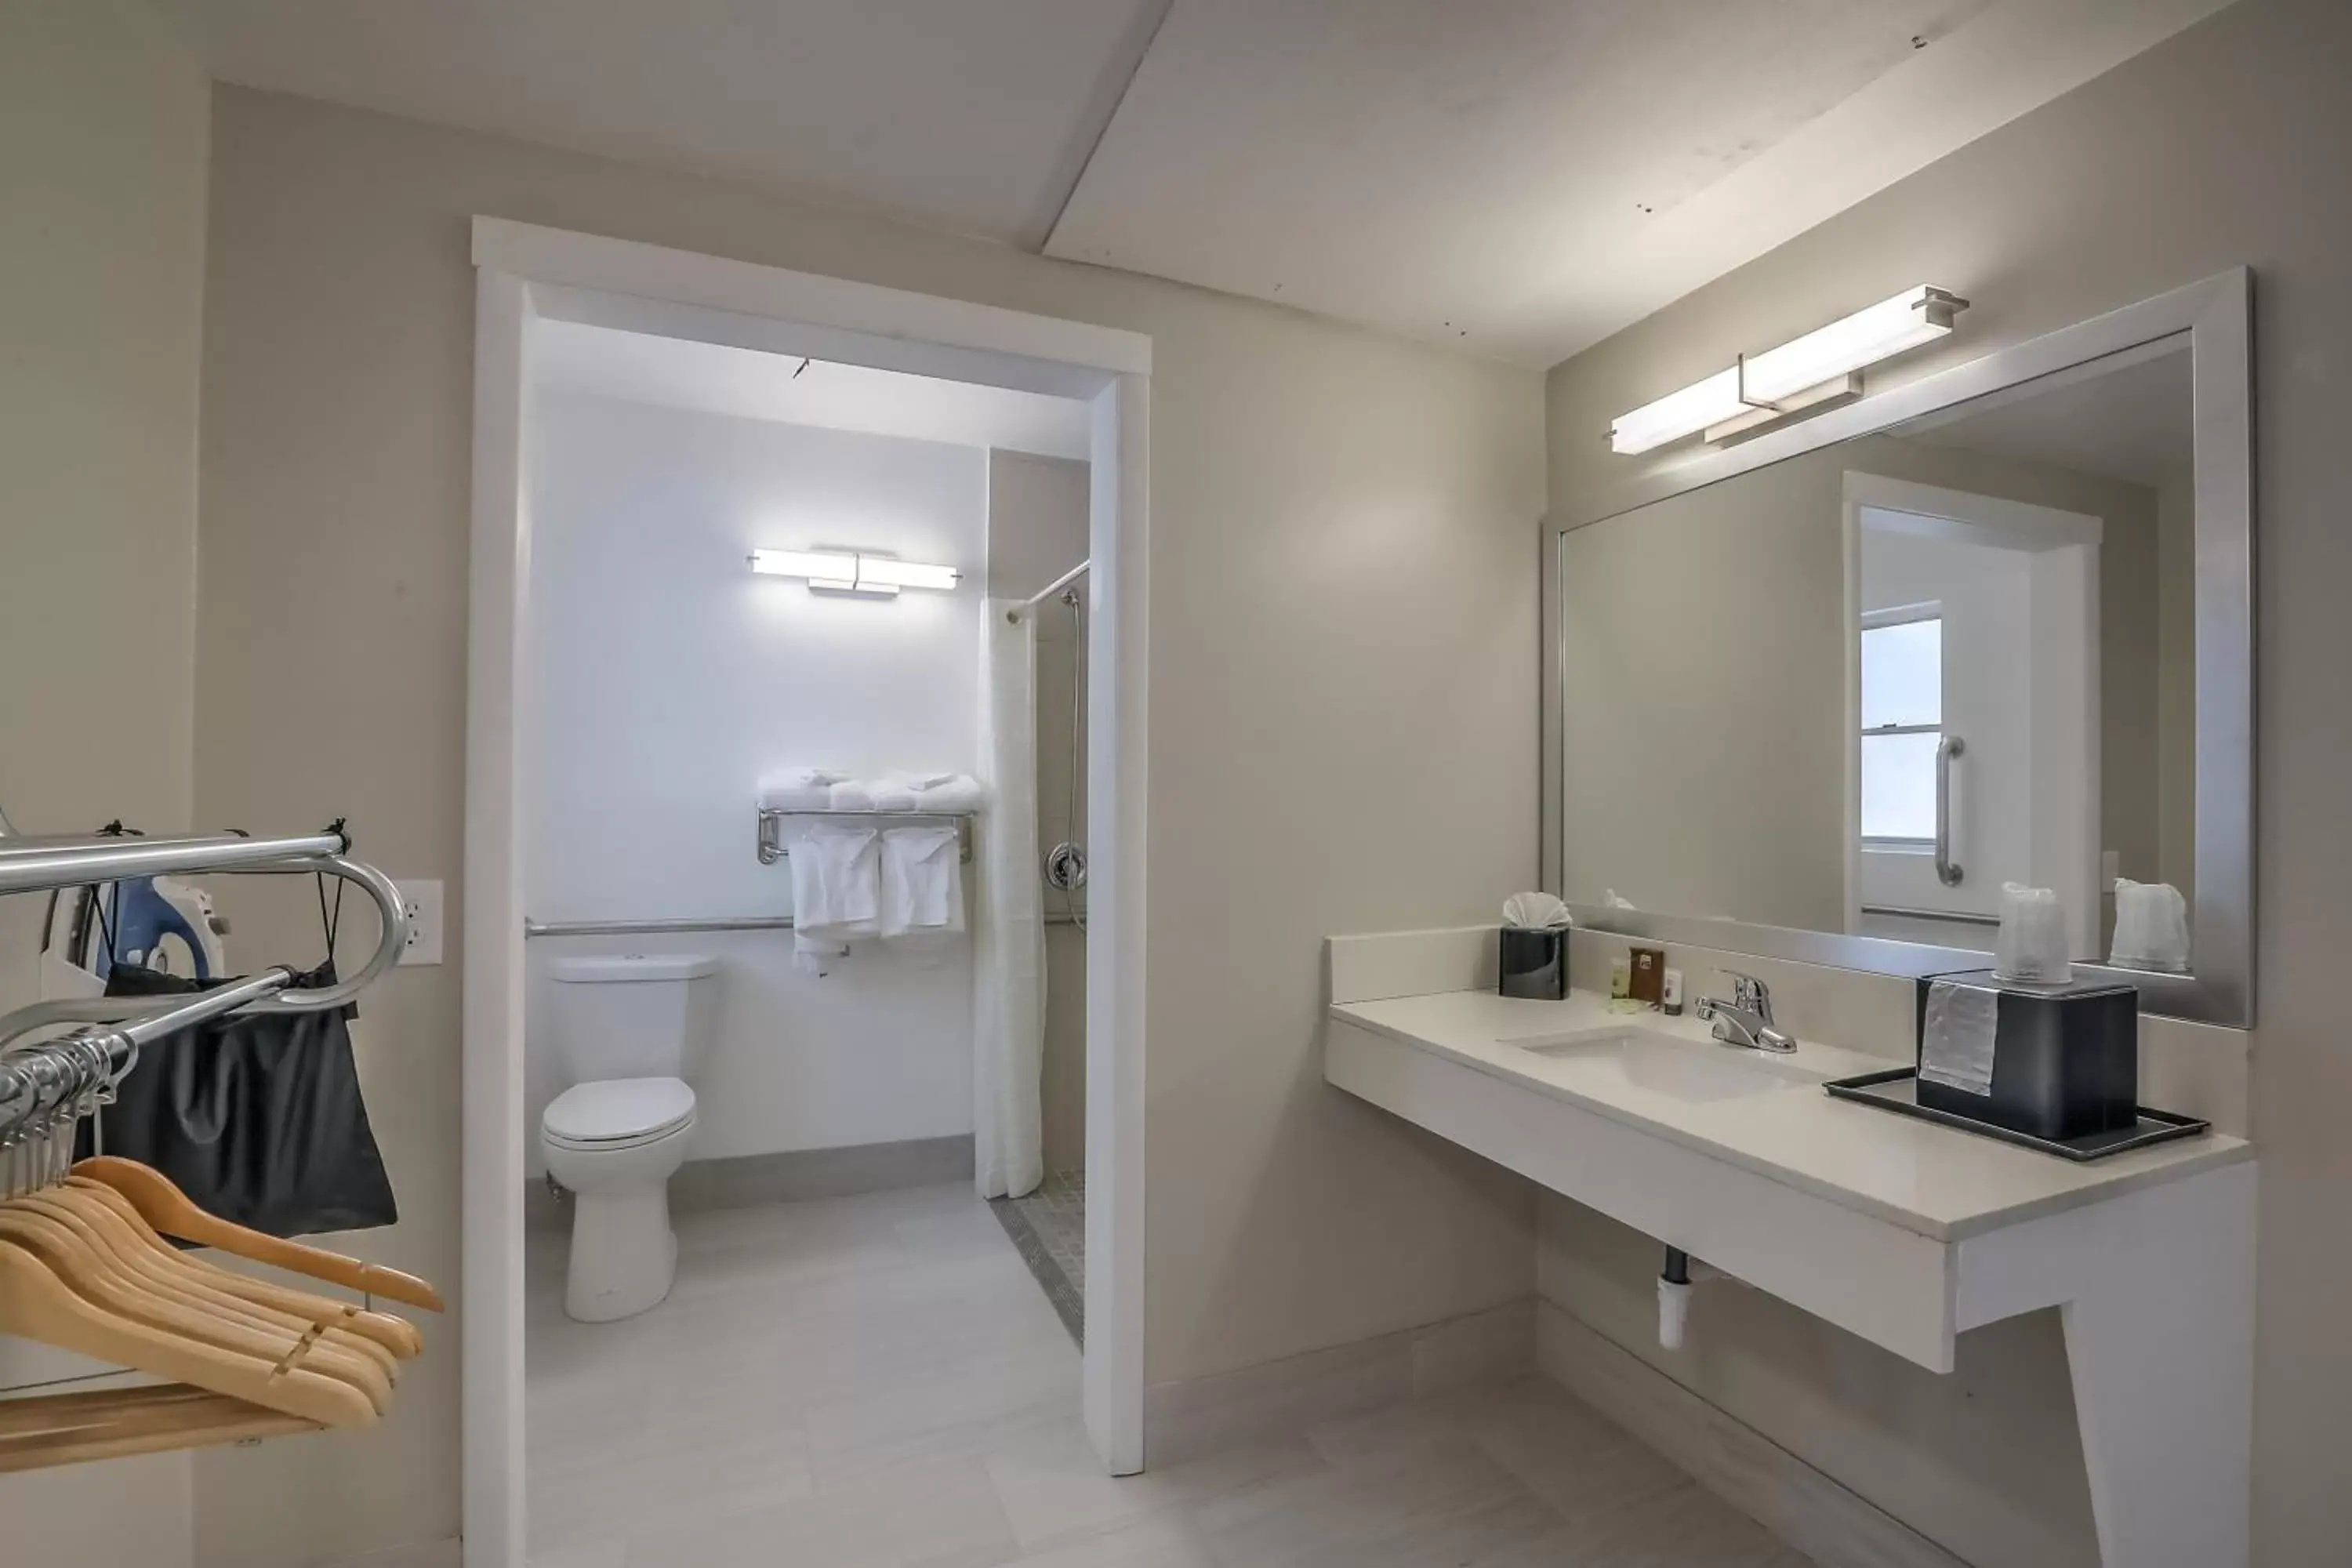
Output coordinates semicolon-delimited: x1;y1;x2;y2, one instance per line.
543;1076;695;1144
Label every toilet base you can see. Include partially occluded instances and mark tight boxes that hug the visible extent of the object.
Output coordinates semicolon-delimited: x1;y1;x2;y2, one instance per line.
564;1183;679;1322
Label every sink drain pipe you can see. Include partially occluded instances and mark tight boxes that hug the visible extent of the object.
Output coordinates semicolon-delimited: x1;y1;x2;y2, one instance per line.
1656;1247;1733;1347
1658;1247;1694;1349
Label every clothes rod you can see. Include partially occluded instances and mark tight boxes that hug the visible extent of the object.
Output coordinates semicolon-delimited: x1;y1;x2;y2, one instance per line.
0;829;349;896
1859;903;2002;928
525;910;1080;938
0;968;292;1108
1005;559;1089;622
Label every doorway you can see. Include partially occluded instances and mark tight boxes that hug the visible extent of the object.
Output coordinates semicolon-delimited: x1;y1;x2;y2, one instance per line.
463;220;1150;1567
1842;472;2101;949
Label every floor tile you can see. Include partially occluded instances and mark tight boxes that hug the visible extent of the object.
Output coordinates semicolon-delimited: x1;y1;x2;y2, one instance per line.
1486;1481;1809;1566
1004;1513;1218;1568
624;1451;1018;1568
528;1183;1809;1568
1185;1436;1561;1568
985;1415;1324;1551
1456;1377;1690;1522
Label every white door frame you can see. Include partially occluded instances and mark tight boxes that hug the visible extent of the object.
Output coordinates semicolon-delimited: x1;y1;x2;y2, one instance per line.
463;218;1150;1567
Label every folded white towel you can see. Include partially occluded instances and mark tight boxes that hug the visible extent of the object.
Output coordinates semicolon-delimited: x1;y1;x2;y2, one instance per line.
907;773;984;812
828;779;877;811
760;766;847;811
880;826;965;938
875;771;946;808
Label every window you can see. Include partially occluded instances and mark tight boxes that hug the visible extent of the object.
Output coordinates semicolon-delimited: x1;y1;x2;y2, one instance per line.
1859;606;1942;843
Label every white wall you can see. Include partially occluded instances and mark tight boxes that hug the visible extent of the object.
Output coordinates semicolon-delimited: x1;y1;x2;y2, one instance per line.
192;82;1542;1563
1545;2;2352;1559
524;392;987;1166
0;2;209;1560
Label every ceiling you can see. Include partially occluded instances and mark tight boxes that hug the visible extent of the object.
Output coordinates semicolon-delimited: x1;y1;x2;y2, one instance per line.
161;0;1171;246
533;321;1092;460
163;0;2233;366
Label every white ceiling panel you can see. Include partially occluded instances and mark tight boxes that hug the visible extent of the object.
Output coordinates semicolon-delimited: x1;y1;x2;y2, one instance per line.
160;0;1168;245
534;321;1092;460
1048;0;2235;364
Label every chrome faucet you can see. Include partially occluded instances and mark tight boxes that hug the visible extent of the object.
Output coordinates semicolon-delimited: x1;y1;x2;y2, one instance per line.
1696;971;1797;1054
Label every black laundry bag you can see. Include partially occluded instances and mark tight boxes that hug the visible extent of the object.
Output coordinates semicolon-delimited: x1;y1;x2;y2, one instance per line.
77;959;400;1238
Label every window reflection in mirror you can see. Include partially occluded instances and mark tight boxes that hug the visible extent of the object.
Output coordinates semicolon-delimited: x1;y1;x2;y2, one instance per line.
1559;336;2195;967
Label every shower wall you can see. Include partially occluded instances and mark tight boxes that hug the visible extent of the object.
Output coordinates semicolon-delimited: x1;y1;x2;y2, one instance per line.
985;450;1090;1173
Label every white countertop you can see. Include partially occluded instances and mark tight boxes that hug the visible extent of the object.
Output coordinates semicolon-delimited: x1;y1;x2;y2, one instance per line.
1330;988;2252;1242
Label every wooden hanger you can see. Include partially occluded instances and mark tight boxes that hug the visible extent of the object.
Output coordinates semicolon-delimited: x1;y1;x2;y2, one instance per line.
0;1208;391;1415
0;1234;377;1428
0;1381;318;1474
58;1176;421;1360
74;1156;445;1313
36;1185;402;1379
9;1191;398;1397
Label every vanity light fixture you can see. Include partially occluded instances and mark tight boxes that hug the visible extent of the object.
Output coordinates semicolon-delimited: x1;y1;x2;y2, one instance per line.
749;549;961;598
1609;285;1969;456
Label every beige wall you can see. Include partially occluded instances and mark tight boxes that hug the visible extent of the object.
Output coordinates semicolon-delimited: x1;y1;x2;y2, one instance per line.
0;1;211;1562
1544;0;2352;1560
194;85;1544;1561
1561;429;2168;938
0;0;209;928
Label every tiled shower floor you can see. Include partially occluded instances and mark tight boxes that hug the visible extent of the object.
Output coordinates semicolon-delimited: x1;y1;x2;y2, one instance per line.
991;1168;1085;1344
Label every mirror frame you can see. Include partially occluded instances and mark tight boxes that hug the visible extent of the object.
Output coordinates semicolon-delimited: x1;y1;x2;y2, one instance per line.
1542;268;2252;1025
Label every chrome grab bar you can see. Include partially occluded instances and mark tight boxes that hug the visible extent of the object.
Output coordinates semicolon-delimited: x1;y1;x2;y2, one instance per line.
524;908;1079;938
1934;735;1965;887
1860;902;1999;928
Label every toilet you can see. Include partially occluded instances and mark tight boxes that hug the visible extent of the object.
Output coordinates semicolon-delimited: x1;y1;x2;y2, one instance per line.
540;953;717;1322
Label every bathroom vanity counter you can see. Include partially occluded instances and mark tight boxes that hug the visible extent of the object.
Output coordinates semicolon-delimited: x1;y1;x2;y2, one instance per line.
1324;945;2255;1568
1330;987;2249;1243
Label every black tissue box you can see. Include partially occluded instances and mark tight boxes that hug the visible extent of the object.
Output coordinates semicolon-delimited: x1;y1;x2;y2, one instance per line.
1498;927;1568;1000
1913;970;2139;1141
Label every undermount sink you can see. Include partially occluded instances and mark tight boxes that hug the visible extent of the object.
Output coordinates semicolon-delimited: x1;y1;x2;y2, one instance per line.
1501;1025;1820;1104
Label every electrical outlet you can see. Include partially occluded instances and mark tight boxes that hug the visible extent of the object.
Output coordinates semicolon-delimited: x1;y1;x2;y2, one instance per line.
395;878;444;966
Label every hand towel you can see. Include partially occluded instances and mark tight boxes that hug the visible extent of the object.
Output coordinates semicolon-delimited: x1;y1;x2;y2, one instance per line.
789;823;881;954
880;826;965;938
828;779;877;811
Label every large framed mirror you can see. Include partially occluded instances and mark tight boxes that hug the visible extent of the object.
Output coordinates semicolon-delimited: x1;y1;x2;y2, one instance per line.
1542;270;2251;1024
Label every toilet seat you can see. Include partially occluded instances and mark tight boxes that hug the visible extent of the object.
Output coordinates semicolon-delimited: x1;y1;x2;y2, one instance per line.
543;1076;696;1150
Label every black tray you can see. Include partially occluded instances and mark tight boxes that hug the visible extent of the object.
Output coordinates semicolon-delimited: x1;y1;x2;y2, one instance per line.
1824;1068;2210;1161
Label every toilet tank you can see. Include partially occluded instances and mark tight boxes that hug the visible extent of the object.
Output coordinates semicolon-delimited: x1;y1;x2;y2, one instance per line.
547;953;720;1085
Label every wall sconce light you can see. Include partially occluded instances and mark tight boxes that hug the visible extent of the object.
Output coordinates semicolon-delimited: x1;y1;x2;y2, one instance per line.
1609;285;1969;456
749;549;962;597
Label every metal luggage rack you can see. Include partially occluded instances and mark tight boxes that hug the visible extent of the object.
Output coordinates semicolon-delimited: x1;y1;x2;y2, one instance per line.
0;808;408;1199
756;806;977;866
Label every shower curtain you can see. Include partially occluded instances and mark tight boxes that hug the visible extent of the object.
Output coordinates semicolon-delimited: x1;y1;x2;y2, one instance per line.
974;601;1046;1199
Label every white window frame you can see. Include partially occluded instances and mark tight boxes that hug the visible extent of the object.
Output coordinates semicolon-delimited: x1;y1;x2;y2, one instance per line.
1857;600;1944;851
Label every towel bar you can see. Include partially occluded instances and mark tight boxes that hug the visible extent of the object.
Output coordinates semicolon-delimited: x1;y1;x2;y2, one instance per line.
756;808;976;866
